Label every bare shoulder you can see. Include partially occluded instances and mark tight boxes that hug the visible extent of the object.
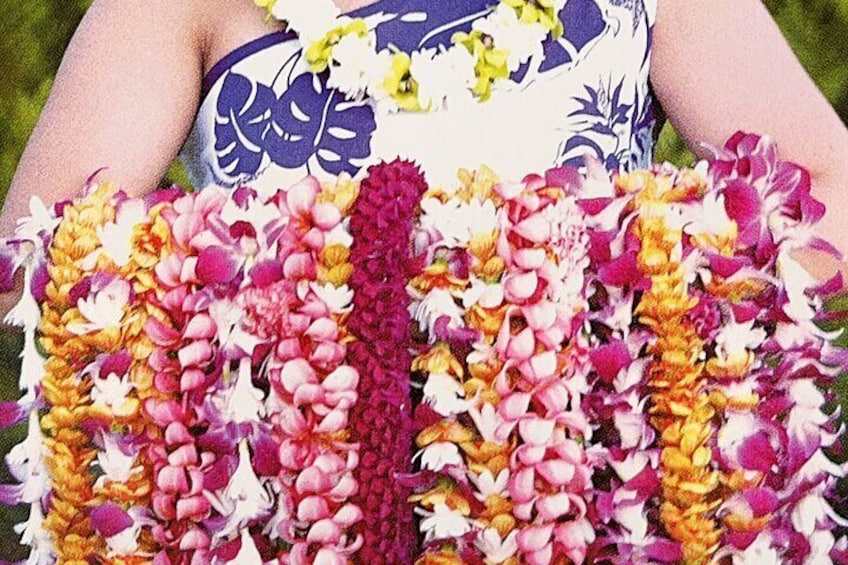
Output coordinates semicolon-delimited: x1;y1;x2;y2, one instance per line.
80;0;277;76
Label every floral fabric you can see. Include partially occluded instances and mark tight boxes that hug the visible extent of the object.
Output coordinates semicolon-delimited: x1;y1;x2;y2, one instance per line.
180;0;657;190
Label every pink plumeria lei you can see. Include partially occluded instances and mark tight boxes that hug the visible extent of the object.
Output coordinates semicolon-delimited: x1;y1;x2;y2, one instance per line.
250;177;363;564
347;159;427;564
493;171;596;564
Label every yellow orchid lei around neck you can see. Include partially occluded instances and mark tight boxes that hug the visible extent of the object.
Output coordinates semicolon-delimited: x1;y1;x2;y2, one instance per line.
255;0;564;112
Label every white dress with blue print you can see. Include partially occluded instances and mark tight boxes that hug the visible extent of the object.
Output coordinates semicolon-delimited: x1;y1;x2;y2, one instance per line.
180;0;657;192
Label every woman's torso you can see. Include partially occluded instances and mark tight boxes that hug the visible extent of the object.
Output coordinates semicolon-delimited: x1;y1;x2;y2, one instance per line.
183;0;658;192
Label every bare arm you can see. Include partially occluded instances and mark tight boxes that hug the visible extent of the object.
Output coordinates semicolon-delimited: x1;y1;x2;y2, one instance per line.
651;0;848;279
0;0;207;320
0;0;205;238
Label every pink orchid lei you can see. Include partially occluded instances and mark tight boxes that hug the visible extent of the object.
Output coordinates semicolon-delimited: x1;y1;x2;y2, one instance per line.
142;185;242;564
346;159;427;564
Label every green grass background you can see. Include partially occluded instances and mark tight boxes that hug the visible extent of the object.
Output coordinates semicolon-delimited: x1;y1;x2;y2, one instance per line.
0;0;846;558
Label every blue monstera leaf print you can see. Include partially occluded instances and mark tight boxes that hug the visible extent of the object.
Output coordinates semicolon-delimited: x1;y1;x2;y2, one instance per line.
214;72;276;178
265;72;376;176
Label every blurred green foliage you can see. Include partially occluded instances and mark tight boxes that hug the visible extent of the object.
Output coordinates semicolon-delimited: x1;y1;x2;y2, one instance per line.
0;0;845;558
656;0;848;164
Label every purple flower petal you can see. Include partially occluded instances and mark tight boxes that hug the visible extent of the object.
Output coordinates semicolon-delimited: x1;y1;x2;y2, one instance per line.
742;487;779;517
0;249;17;293
90;502;133;538
54;199;72;217
230;220;257;240
589;340;631;383
202;455;236;492
545;166;582;190
708;254;747;278
598;251;641;287
251;432;281;477
578;197;615;216
145;186;186;209
726;530;759;550
196;246;241;285
31;261;49;302
232;186;258;208
0;484;24;505
738;432;777;472
0;400;31;428
722;179;761;227
645;539;682;562
69;276;93;305
100;350;132;379
250;259;284;288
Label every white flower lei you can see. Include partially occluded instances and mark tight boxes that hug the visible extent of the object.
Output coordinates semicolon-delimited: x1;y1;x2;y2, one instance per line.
260;0;565;112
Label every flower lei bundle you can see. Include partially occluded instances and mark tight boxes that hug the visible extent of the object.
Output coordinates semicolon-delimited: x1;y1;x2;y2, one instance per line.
254;0;564;111
578;137;848;564
1;132;846;565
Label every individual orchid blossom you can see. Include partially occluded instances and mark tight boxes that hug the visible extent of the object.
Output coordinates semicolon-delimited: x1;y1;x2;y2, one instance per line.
476;527;519;562
713;320;767;370
4;256;46;394
468;468;510;501
419;197;477;248
14;501;53;565
67;275;131;335
215;357;266;425
3;411;49;505
209;297;265;357
17;336;46;395
422;372;477;417
417;503;474;543
462;275;505;309
91;197;146;268
418;441;465;472
683;190;737;251
3;255;40;331
412;287;465;340
14;195;60;243
309;281;354;314
100;506;149;557
94;433;140;487
206;440;273;540
776;250;819;322
90;371;136;416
